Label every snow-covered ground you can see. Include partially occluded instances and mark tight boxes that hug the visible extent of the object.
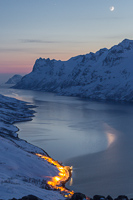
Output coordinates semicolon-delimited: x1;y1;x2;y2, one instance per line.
0;94;65;200
13;39;133;102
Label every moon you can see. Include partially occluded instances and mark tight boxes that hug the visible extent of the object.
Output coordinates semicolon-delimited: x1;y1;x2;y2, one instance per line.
110;6;115;12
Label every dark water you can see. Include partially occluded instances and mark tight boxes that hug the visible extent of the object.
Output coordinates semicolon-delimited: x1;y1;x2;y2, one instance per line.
1;85;133;198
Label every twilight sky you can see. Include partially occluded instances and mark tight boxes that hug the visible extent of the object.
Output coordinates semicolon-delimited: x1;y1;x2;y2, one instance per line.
0;0;133;74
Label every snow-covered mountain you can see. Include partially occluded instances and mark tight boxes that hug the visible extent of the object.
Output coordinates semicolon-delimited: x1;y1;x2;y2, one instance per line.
13;39;133;102
6;74;22;84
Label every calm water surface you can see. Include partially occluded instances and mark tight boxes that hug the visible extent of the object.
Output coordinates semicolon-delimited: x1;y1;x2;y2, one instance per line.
0;86;117;161
1;85;133;197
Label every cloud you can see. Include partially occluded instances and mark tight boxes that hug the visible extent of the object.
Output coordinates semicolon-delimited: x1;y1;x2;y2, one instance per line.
20;39;62;44
0;48;26;53
102;34;132;40
20;39;87;44
0;47;70;56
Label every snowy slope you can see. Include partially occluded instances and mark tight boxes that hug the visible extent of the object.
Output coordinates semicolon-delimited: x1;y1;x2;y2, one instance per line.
13;39;133;102
6;74;22;84
0;94;65;200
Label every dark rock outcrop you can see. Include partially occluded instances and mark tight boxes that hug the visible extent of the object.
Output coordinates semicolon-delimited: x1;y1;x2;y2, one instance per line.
9;194;133;200
10;195;42;200
114;195;129;200
106;195;113;200
93;195;105;200
70;192;86;200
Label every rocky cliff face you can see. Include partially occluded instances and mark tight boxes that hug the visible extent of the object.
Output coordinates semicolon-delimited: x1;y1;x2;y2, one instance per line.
13;39;133;102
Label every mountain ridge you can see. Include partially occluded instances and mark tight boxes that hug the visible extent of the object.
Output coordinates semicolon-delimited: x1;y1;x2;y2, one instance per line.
6;74;22;84
13;39;133;102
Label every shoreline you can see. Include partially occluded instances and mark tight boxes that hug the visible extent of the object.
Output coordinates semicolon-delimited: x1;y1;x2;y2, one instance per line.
0;94;73;200
1;90;133;200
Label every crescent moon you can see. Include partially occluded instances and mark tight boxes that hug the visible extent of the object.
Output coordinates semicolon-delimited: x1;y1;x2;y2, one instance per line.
110;6;115;12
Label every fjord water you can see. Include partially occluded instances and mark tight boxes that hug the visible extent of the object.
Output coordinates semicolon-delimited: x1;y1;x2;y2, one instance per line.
1;85;133;197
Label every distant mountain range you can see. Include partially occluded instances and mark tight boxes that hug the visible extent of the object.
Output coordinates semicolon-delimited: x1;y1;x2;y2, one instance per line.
6;74;22;84
13;39;133;102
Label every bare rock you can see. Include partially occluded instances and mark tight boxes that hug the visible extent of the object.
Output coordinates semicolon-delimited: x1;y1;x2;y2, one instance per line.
10;195;42;200
114;195;128;200
93;195;105;200
70;192;86;200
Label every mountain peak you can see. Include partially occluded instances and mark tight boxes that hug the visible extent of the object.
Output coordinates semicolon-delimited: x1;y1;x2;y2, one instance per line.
5;74;22;84
13;39;133;102
118;38;133;49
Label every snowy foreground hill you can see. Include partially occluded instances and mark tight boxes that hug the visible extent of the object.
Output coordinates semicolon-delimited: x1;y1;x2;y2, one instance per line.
0;94;65;200
13;39;133;102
